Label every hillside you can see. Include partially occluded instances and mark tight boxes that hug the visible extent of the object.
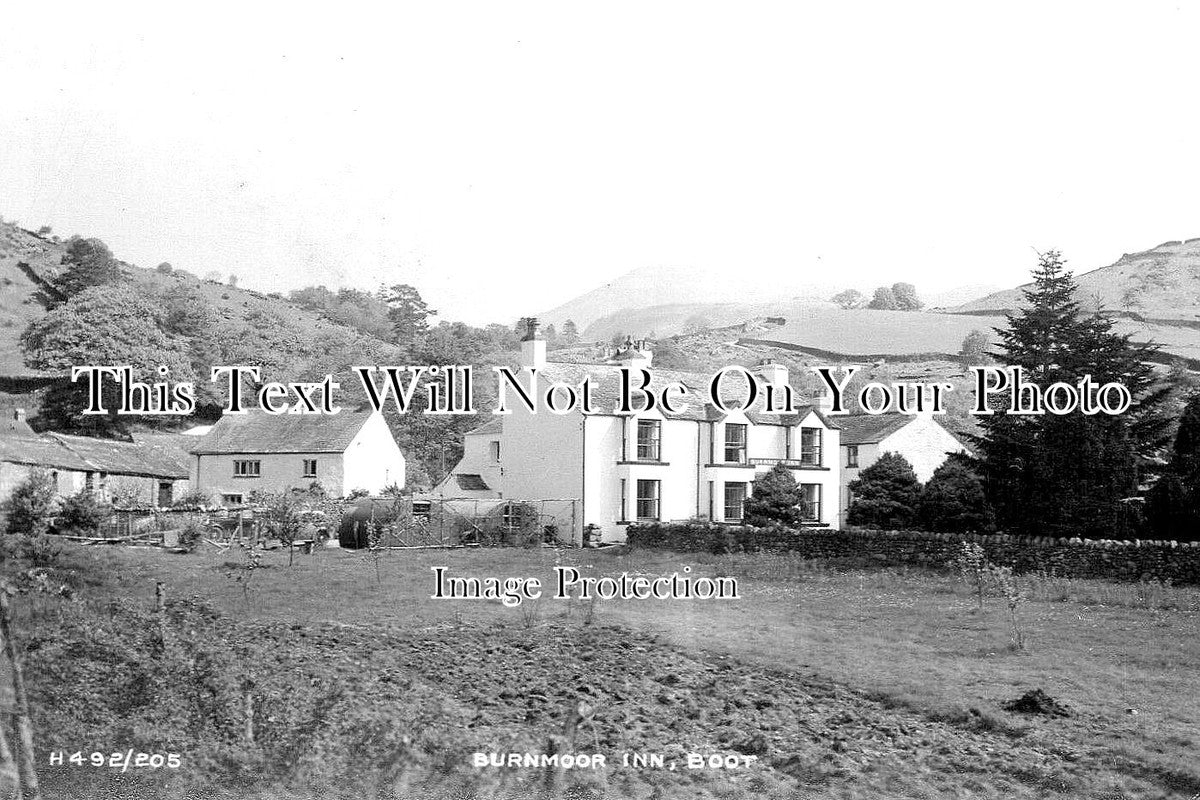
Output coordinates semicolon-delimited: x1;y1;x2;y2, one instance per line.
952;238;1200;321
0;219;401;381
0;224;66;374
538;264;842;331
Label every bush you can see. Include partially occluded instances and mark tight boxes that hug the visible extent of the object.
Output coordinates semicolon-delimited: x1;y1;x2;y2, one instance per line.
172;490;213;509
847;452;920;529
1144;474;1196;541
57;489;111;534
2;470;58;536
743;464;807;527
917;460;994;533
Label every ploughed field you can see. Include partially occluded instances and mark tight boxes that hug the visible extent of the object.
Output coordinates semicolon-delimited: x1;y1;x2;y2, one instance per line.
10;542;1200;799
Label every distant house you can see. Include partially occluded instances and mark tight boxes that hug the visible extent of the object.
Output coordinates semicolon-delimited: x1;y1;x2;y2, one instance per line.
837;412;967;524
0;409;191;507
189;409;405;505
433;418;502;498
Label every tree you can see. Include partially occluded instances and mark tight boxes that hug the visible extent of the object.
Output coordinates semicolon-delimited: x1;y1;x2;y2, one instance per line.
155;262;173;274
20;285;195;434
742;464;808;526
972;251;1167;538
831;289;865;309
561;319;581;346
227;273;239;288
57;489;110;534
55;237;121;298
2;471;57;536
916;459;994;533
847;452;920;528
959;329;991;366
892;282;923;311
1144;474;1195;541
867;286;898;310
380;283;434;344
1171;392;1200;485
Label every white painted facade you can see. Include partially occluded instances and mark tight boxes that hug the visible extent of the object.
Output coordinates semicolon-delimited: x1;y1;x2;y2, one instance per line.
432;422;503;498
451;331;841;544
839;413;967;524
191;411;405;503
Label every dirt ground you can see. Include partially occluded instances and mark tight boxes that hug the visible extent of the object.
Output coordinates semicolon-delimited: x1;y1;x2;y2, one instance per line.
12;542;1200;799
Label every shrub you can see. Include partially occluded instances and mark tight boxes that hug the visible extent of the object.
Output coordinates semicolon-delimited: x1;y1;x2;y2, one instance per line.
56;489;111;533
1144;474;1196;541
743;464;807;527
172;490;214;509
2;470;58;536
917;460;994;533
847;452;920;528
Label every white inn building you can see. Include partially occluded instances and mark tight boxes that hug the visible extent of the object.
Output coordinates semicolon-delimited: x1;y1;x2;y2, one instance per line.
442;323;842;544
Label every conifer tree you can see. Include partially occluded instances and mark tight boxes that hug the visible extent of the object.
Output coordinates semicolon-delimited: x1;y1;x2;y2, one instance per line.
847;452;920;529
973;251;1167;537
743;464;807;526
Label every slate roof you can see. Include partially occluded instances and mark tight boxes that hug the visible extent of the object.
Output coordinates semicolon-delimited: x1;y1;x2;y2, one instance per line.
454;474;491;491
45;433;190;479
535;362;836;428
189;409;376;455
0;430;93;471
0;426;190;478
465;418;503;436
835;413;915;445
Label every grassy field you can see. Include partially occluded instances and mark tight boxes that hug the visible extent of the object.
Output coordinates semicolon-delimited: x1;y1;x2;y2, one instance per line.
9;540;1200;799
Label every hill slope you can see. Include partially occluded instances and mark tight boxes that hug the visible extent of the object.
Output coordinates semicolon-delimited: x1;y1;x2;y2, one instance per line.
538;264;841;331
0;219;401;379
952;239;1200;321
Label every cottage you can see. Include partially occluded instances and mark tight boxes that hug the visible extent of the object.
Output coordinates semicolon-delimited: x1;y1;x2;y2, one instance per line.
189;409;405;504
442;323;842;544
0;409;191;506
837;411;967;524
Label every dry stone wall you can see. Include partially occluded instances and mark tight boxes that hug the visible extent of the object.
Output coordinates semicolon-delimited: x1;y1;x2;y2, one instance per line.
626;523;1200;585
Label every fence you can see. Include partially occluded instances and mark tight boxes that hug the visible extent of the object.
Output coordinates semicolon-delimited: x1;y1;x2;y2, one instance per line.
338;497;581;549
72;497;583;551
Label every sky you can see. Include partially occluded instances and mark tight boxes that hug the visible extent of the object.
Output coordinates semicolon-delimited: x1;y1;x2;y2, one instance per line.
2;2;1200;324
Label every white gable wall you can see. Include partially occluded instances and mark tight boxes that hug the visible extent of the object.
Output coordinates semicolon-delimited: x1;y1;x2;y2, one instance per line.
193;452;346;502
839;415;966;525
342;411;406;495
879;415;967;483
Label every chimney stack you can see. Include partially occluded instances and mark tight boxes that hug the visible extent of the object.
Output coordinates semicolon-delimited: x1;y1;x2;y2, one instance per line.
752;360;789;389
520;317;546;369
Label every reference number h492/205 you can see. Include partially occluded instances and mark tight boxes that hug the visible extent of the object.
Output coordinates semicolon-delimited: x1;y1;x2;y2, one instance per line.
48;750;182;771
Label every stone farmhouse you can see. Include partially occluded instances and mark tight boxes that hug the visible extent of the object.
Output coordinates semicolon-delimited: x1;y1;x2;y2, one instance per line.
442;323;843;545
0;409;191;507
837;411;968;526
189;409;405;505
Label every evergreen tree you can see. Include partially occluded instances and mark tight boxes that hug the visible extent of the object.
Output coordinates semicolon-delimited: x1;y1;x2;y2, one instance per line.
847;452;920;529
2;471;57;536
1171;392;1200;486
916;459;994;533
973;251;1167;537
380;283;434;345
55;237;122;298
743;464;807;526
1144;473;1196;541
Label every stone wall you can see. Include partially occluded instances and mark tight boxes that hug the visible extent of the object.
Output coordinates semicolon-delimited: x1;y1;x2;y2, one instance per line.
626;523;1200;585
